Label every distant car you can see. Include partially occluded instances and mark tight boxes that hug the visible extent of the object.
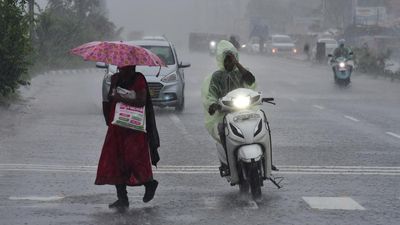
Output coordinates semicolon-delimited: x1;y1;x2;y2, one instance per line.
243;37;261;54
312;38;338;58
97;39;191;111
384;49;400;75
266;35;297;55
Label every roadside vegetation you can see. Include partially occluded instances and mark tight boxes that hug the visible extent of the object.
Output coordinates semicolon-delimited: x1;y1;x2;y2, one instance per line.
0;0;121;98
353;47;399;80
33;0;122;71
0;0;31;97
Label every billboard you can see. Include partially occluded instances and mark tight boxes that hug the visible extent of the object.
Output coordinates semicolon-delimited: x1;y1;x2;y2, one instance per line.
355;7;387;25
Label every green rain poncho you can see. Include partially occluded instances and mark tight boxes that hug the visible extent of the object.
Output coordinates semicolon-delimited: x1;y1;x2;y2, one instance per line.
201;40;256;141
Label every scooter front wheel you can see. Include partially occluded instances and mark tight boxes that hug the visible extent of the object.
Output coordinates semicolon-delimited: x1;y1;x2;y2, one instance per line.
238;162;249;193
247;161;262;201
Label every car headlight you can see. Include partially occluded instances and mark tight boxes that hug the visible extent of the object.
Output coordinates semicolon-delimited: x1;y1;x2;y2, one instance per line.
241;44;246;48
161;72;177;83
210;41;216;48
339;62;346;68
272;48;277;53
232;95;251;109
293;48;297;53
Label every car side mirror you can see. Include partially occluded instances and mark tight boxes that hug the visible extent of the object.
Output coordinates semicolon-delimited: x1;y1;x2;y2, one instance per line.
179;61;191;68
96;62;108;69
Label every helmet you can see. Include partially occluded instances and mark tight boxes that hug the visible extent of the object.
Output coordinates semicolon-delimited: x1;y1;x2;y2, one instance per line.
338;39;345;47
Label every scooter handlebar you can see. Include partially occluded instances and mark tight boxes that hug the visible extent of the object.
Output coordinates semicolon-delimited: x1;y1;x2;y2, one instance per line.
262;98;275;105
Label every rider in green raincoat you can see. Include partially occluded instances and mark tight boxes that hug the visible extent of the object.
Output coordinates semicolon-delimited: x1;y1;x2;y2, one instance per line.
201;40;256;142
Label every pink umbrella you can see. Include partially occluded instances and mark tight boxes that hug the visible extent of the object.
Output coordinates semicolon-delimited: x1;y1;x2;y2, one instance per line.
70;41;166;67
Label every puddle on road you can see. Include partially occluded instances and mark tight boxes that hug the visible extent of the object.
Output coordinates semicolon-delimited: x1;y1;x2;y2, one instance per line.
165;214;200;223
9;196;64;201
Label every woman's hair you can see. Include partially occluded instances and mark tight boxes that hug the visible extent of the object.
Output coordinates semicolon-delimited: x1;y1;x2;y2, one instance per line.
118;65;136;73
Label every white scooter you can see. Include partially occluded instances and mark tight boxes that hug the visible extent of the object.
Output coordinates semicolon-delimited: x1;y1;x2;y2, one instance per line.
215;88;282;201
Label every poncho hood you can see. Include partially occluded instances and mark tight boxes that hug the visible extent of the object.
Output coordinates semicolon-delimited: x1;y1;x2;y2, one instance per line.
216;40;239;71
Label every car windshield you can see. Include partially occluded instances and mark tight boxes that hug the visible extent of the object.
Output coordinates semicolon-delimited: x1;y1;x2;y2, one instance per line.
140;45;175;65
273;36;293;43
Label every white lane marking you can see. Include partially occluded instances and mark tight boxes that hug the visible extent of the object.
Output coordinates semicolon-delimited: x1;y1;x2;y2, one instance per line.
386;132;400;139
344;115;360;122
313;105;325;110
9;196;64;201
3;164;400;170
203;197;218;209
0;164;96;168
168;114;196;145
303;197;365;210
278;165;400;169
169;114;187;134
2;164;400;175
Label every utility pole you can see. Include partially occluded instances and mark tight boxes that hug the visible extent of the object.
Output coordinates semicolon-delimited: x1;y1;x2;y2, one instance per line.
321;0;326;29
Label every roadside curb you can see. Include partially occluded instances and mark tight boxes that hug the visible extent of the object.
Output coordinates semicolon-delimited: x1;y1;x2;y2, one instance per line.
42;68;100;76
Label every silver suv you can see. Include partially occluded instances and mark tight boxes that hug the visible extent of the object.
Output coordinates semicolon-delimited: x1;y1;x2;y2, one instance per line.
97;39;190;111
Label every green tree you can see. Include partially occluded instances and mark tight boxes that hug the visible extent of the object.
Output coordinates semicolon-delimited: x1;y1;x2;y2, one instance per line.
0;0;31;96
33;0;122;70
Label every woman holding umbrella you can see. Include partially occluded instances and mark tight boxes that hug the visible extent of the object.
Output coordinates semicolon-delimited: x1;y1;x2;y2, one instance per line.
95;65;159;210
71;42;163;210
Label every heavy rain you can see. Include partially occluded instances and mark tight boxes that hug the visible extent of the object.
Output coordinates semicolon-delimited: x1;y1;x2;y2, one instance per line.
1;0;399;224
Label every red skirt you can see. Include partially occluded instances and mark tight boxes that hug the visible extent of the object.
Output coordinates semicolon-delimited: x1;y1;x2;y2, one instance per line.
95;124;153;186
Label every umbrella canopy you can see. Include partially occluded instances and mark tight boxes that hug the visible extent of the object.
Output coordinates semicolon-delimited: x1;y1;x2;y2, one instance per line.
70;41;166;67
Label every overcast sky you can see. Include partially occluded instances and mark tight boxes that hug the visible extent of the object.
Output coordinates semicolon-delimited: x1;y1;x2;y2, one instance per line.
35;0;321;48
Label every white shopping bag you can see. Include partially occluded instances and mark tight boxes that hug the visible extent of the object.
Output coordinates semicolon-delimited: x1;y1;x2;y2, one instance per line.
112;102;146;132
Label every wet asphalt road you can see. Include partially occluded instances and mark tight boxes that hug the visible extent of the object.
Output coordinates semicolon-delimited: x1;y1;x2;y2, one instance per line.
0;52;399;225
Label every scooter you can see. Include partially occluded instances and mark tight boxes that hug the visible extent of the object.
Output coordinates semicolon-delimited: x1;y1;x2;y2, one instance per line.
215;88;282;201
329;53;354;86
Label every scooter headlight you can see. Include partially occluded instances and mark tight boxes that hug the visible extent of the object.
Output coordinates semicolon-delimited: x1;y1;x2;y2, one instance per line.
232;95;251;109
339;62;346;68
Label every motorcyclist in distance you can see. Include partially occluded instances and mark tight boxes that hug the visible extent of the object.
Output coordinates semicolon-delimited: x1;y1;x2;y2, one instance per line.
331;39;354;74
333;39;353;60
